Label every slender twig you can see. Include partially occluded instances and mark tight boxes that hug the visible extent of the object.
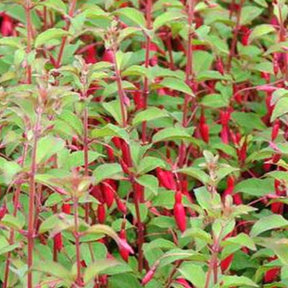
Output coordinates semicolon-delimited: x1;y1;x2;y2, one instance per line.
27;108;42;288
227;0;245;72
25;0;33;83
55;0;78;68
141;0;153;143
3;143;28;288
73;196;82;286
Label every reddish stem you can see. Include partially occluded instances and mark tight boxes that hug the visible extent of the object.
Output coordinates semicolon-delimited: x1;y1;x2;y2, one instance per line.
227;0;245;72
141;0;153;143
25;0;32;84
27;109;42;288
55;0;77;68
73;196;82;286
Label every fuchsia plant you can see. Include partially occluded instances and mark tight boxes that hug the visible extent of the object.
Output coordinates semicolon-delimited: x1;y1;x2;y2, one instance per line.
0;0;288;287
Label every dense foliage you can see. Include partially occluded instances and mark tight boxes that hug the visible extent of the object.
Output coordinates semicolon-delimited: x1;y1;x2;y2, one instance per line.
0;0;288;287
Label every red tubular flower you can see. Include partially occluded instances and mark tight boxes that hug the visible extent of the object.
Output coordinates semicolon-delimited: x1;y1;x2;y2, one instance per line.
102;49;115;63
264;267;280;283
264;257;280;283
1;14;13;36
175;278;192;288
84;45;97;64
112;137;122;149
61;203;71;214
53;233;63;252
119;229;130;262
101;179;116;208
134;182;144;202
156;168;177;191
106;145;115;162
116;197;127;214
221;254;234;271
221;126;229;144
142;264;158;286
200;123;210;143
0;204;7;220
133;90;144;110
238;138;247;164
223;176;234;198
97;204;106;224
174;191;186;232
199;111;209;143
216;58;225;75
240;26;250;46
271;120;280;141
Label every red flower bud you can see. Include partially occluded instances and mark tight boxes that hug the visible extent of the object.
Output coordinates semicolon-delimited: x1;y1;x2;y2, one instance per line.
116;198;127;214
174;196;186;232
112;137;122;149
106;146;115;162
1;14;13;36
101;180;115;208
264;265;280;283
216;58;225;75
221;254;234;271
97;204;106;224
61;203;71;214
53;233;63;252
156;168;177;191
0;204;7;220
271;120;280;141
102;49;115;63
119;229;129;262
200;123;210;143
142;264;158;286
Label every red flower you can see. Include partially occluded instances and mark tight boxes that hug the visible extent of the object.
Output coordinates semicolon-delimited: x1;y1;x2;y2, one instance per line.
174;191;186;232
53;233;63;252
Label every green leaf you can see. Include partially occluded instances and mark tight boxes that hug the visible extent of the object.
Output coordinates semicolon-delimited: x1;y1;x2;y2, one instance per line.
116;7;146;28
84;259;121;284
271;97;288;121
85;224;133;254
0;214;24;230
33;261;73;285
178;263;206;288
136;174;159;195
35;28;69;48
235;178;274;197
132;107;169;126
91;124;129;142
222;233;256;251
160;77;194;96
250;214;288;237
220;275;258;287
93;163;123;184
36;136;65;164
41;0;67;14
137;156;166;175
178;167;209;184
153;11;186;30
248;24;275;43
152;127;192;143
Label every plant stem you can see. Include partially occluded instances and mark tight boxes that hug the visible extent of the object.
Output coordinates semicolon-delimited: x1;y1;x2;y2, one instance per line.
227;0;245;72
182;0;195;127
178;0;195;168
55;0;77;68
3;146;28;288
113;48;127;127
83;102;90;222
277;2;288;81
141;0;153;143
25;0;32;84
27;109;42;288
73;196;82;286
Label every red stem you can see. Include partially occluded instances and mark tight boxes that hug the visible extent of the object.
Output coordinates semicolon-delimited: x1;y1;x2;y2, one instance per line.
55;0;77;68
227;0;245;72
113;48;127;127
25;0;32;84
141;0;153;143
3;147;28;288
27;109;42;288
73;196;82;286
